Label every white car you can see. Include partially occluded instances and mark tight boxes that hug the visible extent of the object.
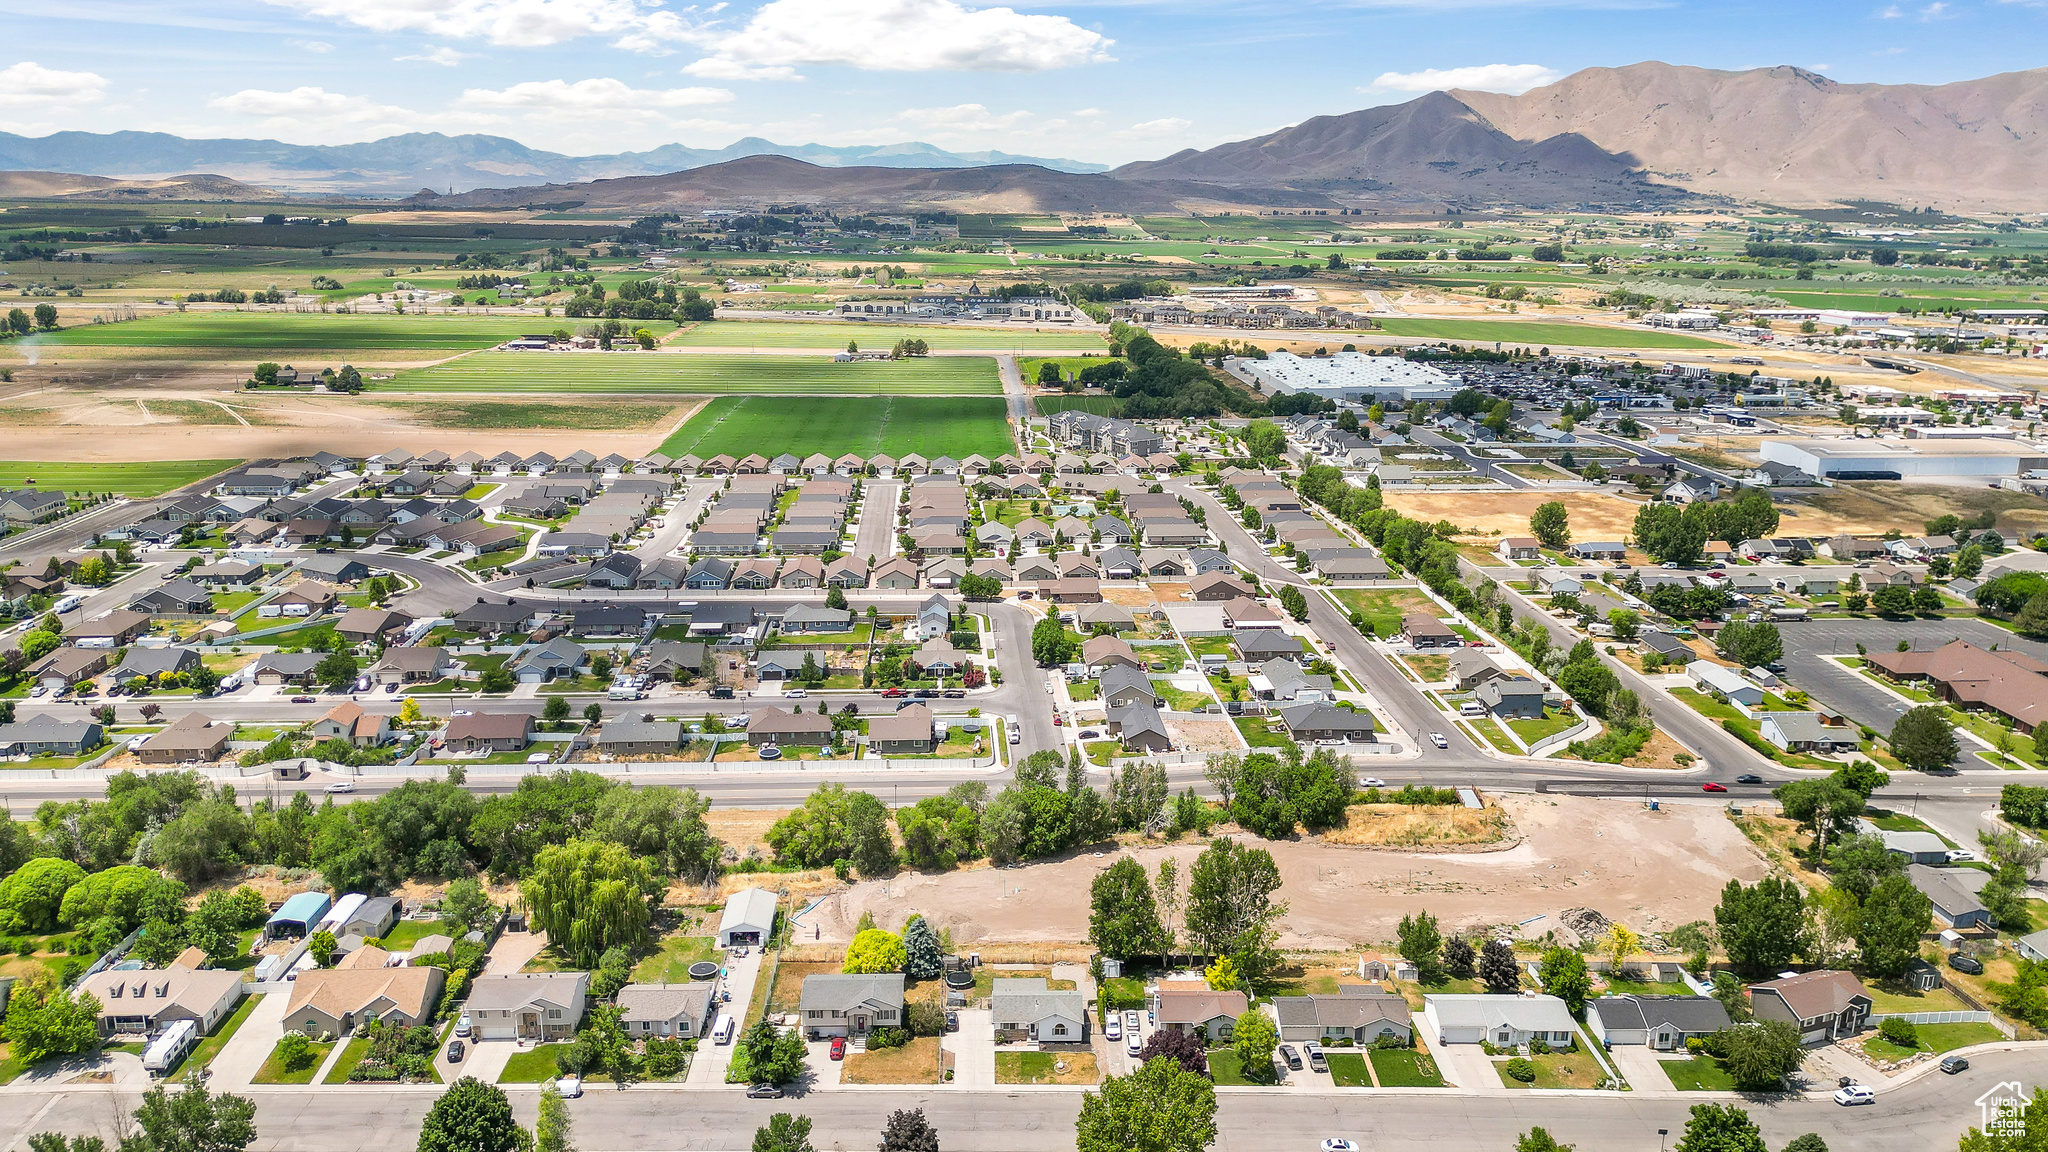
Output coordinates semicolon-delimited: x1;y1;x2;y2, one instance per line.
1360;778;1385;788
1944;849;1976;863
556;1075;583;1099
1104;1015;1122;1041
455;1014;472;1038
325;781;356;794
785;689;807;698
1834;1085;1875;1107
1321;1141;1361;1152
1429;732;1449;749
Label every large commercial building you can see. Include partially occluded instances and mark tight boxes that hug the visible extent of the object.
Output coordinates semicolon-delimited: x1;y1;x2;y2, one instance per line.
1234;352;1462;403
1759;437;2048;480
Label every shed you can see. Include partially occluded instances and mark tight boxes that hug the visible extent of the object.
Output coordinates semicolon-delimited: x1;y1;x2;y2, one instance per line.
718;888;778;948
266;892;332;941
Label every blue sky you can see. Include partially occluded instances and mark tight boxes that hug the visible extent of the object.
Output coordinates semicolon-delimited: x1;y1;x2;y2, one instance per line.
4;0;2045;165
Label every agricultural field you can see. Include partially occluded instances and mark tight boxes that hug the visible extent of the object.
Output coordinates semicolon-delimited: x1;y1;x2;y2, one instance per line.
22;312;549;352
1372;318;1727;349
659;396;1014;460
0;460;239;496
673;320;1105;352
1034;395;1125;417
388;352;1001;395
384;400;690;430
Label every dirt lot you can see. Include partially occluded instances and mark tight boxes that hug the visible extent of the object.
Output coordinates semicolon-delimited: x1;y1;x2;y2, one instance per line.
1322;803;1510;848
1164;715;1240;752
806;794;1767;950
1774;482;2048;539
1394;491;1648;543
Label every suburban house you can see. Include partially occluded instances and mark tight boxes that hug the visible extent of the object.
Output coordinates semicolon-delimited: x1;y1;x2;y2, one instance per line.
2016;928;2048;964
1688;661;1764;708
1107;701;1173;753
1477;675;1546;719
333;607;413;644
1857;820;1951;865
135;713;233;765
990;978;1089;1046
1567;542;1628;561
1276;702;1376;743
1421;994;1577;1048
130;580;213;615
1638;631;1696;664
0;715;106;757
1447;650;1508;691
1864;640;2047;734
284;966;445;1038
616;984;716;1041
1191;572;1254;601
867;703;936;755
799;973;906;1039
1081;635;1142;673
465;972;591;1041
1534;571;1583;596
1909;864;1991;929
1497;538;1542;561
718;888;778;948
1099;665;1162;711
1585;995;1731;1050
511;638;585;683
1747;970;1872;1043
307;702;391;748
596;717;684;756
112;646;202;684
1271;985;1413;1045
78;965;246;1038
747;707;835;747
443;712;535;753
1759;713;1858;754
370;646;454;687
1401;614;1460;649
29;647;110;692
1152;979;1247;1042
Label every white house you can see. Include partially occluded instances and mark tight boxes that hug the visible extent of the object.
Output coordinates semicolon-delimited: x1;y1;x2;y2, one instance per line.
1534;571;1584;596
990;978;1089;1046
718;887;778;948
1688;661;1764;707
1421;994;1577;1048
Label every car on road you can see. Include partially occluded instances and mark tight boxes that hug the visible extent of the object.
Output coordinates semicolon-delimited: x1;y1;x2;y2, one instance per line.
829;1037;845;1061
290;696;315;704
446;1040;464;1062
1429;732;1448;748
1702;782;1727;793
325;781;355;794
785;689;807;699
1940;1055;1970;1074
1949;952;1984;975
1735;774;1764;784
557;1075;582;1098
1321;1141;1360;1152
1105;1015;1121;1040
745;1084;785;1099
1279;1044;1302;1070
1052;716;1064;726
1833;1085;1875;1107
1360;778;1385;788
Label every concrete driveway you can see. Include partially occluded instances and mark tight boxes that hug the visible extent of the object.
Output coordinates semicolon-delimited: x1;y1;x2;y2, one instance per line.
806;1038;844;1087
208;992;288;1087
1432;1043;1505;1092
688;947;763;1085
484;929;550;974
447;1037;519;1086
942;1010;995;1087
1606;1044;1676;1092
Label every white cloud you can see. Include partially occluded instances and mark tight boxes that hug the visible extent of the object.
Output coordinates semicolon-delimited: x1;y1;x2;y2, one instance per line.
460;77;734;113
205;86;433;140
1877;3;1903;15
397;47;471;66
0;61;111;104
695;0;1112;75
681;57;802;81
1071;107;1102;117
255;0;705;50
1359;63;1562;96
894;103;1033;133
1125;116;1191;133
290;39;335;52
1918;1;1952;16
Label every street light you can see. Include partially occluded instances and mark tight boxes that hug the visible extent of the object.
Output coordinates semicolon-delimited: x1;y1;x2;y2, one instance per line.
1658;1130;1669;1152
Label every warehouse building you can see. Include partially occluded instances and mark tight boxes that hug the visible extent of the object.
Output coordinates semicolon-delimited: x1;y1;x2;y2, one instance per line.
1759;437;2048;480
1234;352;1462;403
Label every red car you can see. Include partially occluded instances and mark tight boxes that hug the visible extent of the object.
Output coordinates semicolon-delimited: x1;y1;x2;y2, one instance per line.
1702;782;1728;793
1052;715;1064;726
880;688;907;698
829;1037;846;1061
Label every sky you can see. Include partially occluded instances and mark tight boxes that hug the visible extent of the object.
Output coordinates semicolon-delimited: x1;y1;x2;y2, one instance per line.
4;0;2047;166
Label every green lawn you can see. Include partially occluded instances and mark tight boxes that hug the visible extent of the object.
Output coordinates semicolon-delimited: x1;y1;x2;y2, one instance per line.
1325;1051;1372;1087
1206;1049;1271;1085
1328;587;1437;639
633;935;720;983
1903;1021;2006;1053
322;1035;373;1084
676;320;1104;351
1373;318;1728;350
0;460;239;496
1234;716;1295;749
391;352;1001;394
1663;1055;1738;1091
1863;983;1967;1014
1368;1047;1446;1087
254;1038;333;1085
28;312;546;351
658;396;1014;460
499;1044;572;1083
1506;708;1581;745
1034;395;1126;418
1498;1044;1606;1090
379;920;440;950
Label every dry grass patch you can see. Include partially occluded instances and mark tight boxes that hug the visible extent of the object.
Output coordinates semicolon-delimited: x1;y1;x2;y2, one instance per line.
1405;654;1451;682
764;960;841;1016
1729;812;1828;891
1397;491;1644;542
1101;586;1164;609
841;1036;944;1084
1322;803;1511;848
1775;482;2048;539
1165;716;1241;753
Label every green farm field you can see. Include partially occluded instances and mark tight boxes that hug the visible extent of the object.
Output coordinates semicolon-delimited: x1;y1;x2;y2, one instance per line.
24;312;551;351
1373;319;1727;349
1034;395;1126;417
659;396;1013;460
673;320;1105;351
0;460;239;496
389;352;1001;394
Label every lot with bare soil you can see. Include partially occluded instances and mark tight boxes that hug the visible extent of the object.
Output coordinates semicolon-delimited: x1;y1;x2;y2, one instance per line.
804;795;1766;950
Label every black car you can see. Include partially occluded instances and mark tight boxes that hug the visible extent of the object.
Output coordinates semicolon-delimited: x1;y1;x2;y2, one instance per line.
1941;1055;1970;1074
1735;774;1764;785
446;1040;465;1062
1279;1044;1303;1071
1949;952;1984;975
745;1084;785;1099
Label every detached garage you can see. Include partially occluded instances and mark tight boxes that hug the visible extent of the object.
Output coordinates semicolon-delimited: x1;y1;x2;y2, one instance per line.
718;887;777;949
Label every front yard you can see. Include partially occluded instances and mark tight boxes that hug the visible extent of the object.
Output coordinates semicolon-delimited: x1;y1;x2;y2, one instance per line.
499;1044;572;1083
1505;707;1580;745
1369;1046;1445;1087
843;1037;944;1084
1325;1051;1371;1087
1857;1021;2004;1061
254;1038;333;1085
1329;587;1437;638
1496;1044;1606;1090
994;1050;1097;1085
1662;1055;1737;1091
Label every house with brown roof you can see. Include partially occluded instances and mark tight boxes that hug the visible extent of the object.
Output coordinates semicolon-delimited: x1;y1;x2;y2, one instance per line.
868;703;936;754
1221;597;1282;629
1152;978;1248;1042
285;964;446;1039
1191;572;1254;601
1080;635;1142;673
136;713;233;765
1272;985;1413;1045
308;702;392;748
1038;578;1101;604
66;609;153;647
78;965;246;1038
1865;640;2048;733
1748;970;1873;1043
747;706;835;747
1401;613;1460;649
1497;537;1542;561
333;607;413;645
443;712;535;752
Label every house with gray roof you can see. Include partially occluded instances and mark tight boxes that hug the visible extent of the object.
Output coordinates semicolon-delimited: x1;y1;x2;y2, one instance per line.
596;717;685;756
1856;820;1950;865
798;973;904;1039
990;978;1089;1046
512;638;585;684
1272;985;1412;1045
1277;702;1376;743
1759;713;1858;754
1586;995;1731;1050
0;715;104;756
617;983;716;1041
1107;701;1172;753
113;646;203;683
1908;864;1990;929
1098;665;1160;710
781;604;852;633
1477;675;1546;719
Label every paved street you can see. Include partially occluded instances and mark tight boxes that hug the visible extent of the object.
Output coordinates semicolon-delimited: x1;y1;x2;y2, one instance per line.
1774;616;2048;738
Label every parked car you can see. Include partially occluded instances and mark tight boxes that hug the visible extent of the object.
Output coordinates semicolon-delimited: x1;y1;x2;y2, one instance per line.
1305;1043;1327;1074
1279;1044;1302;1070
1949;952;1984;975
1945;849;1976;863
456;1015;472;1038
1833;1085;1875;1107
785;689;807;699
880;688;907;698
1105;1015;1121;1041
556;1075;582;1098
1940;1055;1970;1074
829;1037;845;1061
945;1012;959;1033
446;1040;465;1062
1321;1141;1360;1152
1008;729;1020;745
745;1084;784;1099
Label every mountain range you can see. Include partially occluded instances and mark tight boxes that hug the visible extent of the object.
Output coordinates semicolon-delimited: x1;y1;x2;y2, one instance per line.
0;131;1107;196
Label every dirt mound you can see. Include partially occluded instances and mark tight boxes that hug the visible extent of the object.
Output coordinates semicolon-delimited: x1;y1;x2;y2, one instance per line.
1554;907;1614;948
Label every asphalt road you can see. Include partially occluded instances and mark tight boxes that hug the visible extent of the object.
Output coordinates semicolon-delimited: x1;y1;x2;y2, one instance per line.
851;480;899;563
0;1043;2033;1151
1774;616;2048;739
